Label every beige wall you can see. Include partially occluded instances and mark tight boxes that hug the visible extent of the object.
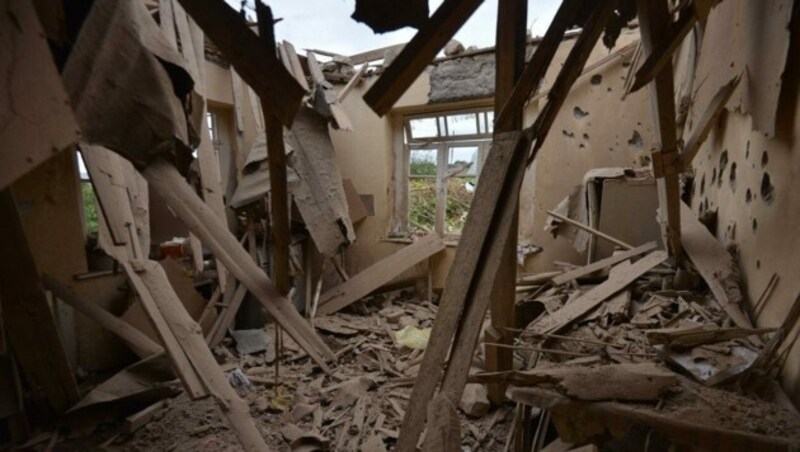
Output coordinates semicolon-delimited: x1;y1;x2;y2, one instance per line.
689;106;800;405
327;29;651;288
201;30;653;290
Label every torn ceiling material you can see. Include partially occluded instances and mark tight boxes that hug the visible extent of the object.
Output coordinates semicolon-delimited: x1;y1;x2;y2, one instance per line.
232;108;356;256
62;0;197;171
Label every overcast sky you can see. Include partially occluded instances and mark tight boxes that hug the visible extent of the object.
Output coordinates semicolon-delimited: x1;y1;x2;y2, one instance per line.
229;0;560;56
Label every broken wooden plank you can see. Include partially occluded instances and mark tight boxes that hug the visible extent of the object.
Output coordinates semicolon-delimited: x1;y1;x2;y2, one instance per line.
306;51;354;130
545;210;634;251
347;43;406;65
338;63;369;103
528;250;668;335
603;256;632;321
484;0;528;405
286;108;356;255
123;262;206;399
551;242;658;286
636;0;683;261
0;0;81;190
317;234;445;315
399;2;611;447
160;257;217;335
283;40;311;92
207;284;248;348
680;202;754;329
135;260;271;451
510;387;798;451
41;274;164;358
474;364;678;402
681;75;741;167
423;394;461;452
175;0;305;126
646;325;775;349
81;145;138;247
257;3;292;304
363;0;484;115
0;189;80;414
143;157;335;368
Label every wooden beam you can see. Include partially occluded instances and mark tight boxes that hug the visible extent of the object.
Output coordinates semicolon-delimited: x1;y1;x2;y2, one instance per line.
0;189;79;413
681;75;740;168
123;262;207;398
396;130;532;452
363;0;484;115
546;209;634;250
399;2;617;448
207;283;248;347
257;3;292;300
175;0;305;126
629;6;697;93
679;202;754;330
527;250;668;335
142;158;335;369
282;41;311;92
348;43;406;65
494;0;582;128
317;234;446;316
484;0;528;405
551;242;658;286
41;274;164;358
338;63;369;103
135;260;271;451
636;0;683;262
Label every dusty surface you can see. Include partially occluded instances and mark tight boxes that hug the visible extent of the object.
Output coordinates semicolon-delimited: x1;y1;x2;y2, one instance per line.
56;292;512;451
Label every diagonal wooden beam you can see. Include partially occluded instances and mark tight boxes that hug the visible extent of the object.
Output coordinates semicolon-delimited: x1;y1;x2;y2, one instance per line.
629;5;697;93
530;0;620;157
256;2;291;299
143;158;335;370
175;0;305;126
494;0;583;128
484;0;528;406
396;2;620;449
636;0;683;262
362;0;484;116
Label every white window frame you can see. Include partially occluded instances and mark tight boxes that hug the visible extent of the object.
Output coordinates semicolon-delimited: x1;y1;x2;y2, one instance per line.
393;107;494;239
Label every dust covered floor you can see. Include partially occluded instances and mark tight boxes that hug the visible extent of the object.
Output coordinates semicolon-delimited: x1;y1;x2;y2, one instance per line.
56;291;512;451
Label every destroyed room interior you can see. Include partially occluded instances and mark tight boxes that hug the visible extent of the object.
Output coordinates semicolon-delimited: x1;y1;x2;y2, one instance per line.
3;0;800;450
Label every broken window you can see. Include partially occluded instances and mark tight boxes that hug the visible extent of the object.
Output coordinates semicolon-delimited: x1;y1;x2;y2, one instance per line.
402;109;492;237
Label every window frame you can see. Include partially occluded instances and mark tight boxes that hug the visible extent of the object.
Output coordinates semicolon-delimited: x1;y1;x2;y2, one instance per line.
395;107;494;239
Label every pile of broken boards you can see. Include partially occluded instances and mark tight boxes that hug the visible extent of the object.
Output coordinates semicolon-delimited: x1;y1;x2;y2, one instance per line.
474;244;800;450
44;291;514;451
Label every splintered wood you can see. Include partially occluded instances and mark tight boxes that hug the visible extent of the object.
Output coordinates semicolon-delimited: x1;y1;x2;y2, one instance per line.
317;234;445;315
143;158;335;369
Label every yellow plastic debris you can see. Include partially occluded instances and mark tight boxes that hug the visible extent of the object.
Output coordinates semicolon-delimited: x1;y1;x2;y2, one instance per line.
394;325;431;350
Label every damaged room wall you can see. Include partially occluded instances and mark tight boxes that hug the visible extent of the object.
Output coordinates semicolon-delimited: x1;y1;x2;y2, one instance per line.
521;29;655;273
199;27;657;293
686;0;800;405
328;28;655;289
